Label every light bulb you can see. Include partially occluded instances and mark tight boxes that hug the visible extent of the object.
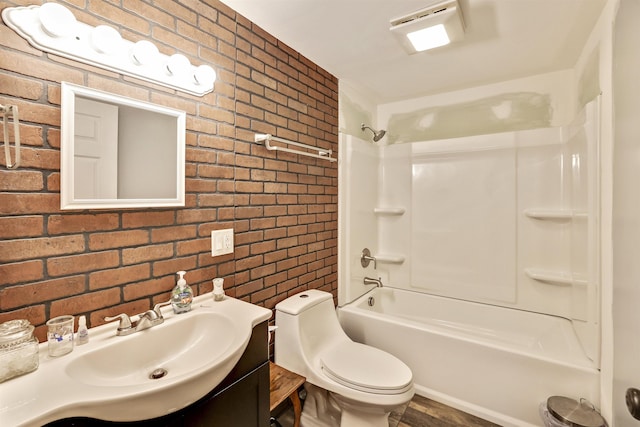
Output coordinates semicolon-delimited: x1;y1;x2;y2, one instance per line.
193;65;216;86
130;40;159;66
39;3;77;38
165;54;190;77
90;25;122;55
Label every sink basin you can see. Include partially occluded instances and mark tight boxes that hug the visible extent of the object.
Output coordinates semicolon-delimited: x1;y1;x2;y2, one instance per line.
0;296;272;426
66;312;236;387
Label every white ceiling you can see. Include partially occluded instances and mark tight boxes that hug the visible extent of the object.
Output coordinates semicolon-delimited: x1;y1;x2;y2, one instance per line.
218;0;607;104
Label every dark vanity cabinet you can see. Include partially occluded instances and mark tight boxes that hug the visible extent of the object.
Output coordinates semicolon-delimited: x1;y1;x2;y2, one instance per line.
47;321;270;427
183;321;270;427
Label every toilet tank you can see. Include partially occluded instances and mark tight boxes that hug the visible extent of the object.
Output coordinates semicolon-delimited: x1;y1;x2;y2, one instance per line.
275;290;348;375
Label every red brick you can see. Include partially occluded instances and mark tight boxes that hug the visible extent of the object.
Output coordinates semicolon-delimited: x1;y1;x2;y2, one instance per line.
0;235;85;262
89;230;150;251
288;245;307;257
123;0;175;30
0;260;43;286
264;228;286;240
236;181;264;193
251;263;276;280
235;230;264;246
4;148;52;172
250;217;276;230
236;254;263;272
0;170;43;191
275;278;300;295
235;206;264;219
250;285;276;304
48;251;120;277
50;288;122;318
0;275;85;310
123;276;175;301
235;279;264;298
152;256;198;278
48;214;120;234
1;50;84;89
176;237;210;256
199;194;235;207
177;209;217;224
151;225;197;243
122;211;175;228
89;264;151;290
0;216;43;239
277;236;298;250
0;193;60;214
123;243;174;265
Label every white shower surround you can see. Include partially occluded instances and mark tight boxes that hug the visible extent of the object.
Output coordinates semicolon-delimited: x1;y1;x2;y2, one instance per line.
337;99;601;425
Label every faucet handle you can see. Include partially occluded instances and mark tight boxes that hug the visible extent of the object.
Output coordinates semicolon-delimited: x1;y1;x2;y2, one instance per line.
361;248;377;269
104;313;132;331
153;300;171;317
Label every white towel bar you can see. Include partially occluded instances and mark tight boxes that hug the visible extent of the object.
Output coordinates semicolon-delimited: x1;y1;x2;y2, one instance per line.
254;133;336;162
1;104;20;169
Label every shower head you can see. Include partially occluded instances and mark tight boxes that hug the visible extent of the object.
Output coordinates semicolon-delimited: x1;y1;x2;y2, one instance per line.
361;124;386;142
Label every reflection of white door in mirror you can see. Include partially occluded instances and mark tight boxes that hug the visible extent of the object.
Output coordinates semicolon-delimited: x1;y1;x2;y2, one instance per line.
74;97;118;199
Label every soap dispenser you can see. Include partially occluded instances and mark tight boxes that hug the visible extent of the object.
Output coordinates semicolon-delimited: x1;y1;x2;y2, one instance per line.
171;271;193;314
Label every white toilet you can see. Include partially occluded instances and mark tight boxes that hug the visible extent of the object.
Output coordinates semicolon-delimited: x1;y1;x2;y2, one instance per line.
275;290;414;427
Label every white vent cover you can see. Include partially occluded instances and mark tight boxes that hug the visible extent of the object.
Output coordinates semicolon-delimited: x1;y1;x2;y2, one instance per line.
390;0;465;54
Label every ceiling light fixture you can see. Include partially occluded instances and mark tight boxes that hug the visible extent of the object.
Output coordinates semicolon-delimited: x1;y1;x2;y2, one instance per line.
390;0;465;54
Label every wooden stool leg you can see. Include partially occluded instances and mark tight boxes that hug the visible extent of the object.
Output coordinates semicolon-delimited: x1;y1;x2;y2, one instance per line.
290;390;302;427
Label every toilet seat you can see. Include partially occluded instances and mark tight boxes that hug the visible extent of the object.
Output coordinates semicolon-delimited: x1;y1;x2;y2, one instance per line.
320;341;413;395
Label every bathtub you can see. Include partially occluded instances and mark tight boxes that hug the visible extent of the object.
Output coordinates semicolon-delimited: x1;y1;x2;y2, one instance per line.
337;287;600;427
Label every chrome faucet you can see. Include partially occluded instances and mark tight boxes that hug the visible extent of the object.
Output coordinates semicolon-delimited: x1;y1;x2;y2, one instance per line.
105;300;171;336
363;276;383;287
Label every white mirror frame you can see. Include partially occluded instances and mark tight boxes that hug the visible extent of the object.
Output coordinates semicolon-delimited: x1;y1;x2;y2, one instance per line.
60;82;186;210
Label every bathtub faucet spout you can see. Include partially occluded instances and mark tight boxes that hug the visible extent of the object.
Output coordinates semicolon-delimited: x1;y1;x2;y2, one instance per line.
364;277;383;287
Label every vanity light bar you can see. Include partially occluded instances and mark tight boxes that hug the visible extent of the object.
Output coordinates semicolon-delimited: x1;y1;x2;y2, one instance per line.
1;3;216;96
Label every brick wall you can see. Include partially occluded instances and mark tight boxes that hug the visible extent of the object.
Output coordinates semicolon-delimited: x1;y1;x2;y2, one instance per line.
0;0;338;342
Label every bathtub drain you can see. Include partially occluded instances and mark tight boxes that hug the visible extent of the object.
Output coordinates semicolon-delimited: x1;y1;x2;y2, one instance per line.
149;368;168;380
368;297;375;307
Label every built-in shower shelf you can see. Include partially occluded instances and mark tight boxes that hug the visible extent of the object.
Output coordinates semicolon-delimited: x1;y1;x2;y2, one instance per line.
373;207;405;216
375;254;405;264
524;268;588;286
524;209;588;220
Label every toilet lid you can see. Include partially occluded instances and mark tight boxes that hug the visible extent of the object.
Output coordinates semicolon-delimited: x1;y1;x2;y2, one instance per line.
321;342;413;394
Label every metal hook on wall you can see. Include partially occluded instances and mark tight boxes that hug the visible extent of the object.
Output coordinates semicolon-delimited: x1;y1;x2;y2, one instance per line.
1;104;21;169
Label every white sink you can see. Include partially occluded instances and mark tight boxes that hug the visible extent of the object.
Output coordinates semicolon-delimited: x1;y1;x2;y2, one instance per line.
0;295;272;426
66;312;236;388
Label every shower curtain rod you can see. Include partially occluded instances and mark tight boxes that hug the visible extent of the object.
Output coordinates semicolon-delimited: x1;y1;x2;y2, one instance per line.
254;133;336;162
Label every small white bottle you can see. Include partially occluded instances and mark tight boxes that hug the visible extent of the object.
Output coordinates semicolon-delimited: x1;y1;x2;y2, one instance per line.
76;315;89;345
171;271;193;314
213;278;224;301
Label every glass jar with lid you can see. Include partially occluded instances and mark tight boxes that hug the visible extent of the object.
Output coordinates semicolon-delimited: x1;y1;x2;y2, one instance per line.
0;319;40;383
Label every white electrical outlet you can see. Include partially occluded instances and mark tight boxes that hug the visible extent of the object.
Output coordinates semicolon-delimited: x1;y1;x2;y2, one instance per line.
211;228;234;256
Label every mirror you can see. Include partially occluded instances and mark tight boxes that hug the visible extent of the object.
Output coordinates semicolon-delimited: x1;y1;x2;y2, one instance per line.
60;82;186;209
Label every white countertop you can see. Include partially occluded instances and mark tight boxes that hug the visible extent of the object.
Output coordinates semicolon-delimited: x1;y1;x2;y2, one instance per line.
0;293;271;427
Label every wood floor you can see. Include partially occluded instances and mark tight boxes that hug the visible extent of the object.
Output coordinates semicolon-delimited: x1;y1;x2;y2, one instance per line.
389;394;500;427
274;393;501;427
